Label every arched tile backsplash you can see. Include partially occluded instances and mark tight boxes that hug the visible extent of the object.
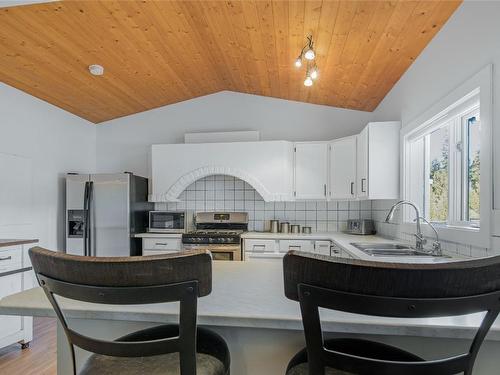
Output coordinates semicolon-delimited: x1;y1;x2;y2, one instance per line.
154;174;372;232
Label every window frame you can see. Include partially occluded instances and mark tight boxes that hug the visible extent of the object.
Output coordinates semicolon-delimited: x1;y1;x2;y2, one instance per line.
400;65;492;249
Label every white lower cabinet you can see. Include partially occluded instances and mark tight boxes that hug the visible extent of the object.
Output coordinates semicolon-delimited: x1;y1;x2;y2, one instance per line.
279;240;315;253
330;241;353;258
141;236;183;256
0;243;36;350
0;273;23;339
244;237;343;260
314;241;332;255
243;239;276;253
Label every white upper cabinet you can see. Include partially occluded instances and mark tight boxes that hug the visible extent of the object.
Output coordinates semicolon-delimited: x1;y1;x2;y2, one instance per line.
356;126;369;198
294;142;328;200
149;122;400;203
330;136;357;200
356;121;401;200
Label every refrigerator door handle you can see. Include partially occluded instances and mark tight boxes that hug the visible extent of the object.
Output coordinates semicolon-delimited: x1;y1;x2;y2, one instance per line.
88;181;94;257
83;181;89;257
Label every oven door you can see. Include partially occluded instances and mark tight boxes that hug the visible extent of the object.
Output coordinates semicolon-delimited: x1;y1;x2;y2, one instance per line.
149;211;186;233
183;244;242;261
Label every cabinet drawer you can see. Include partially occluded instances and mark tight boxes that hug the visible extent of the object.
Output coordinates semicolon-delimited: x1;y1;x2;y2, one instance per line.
143;249;180;256
279;240;314;253
0;246;23;273
243;239;276;253
314;241;332;255
143;238;182;251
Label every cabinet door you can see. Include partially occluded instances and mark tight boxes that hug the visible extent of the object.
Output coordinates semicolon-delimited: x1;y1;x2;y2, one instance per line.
0;273;23;340
357;126;369;198
294;143;328;200
330;137;357;199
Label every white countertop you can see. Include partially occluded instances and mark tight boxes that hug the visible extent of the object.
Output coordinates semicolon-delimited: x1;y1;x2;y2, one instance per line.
242;232;464;263
0;260;496;341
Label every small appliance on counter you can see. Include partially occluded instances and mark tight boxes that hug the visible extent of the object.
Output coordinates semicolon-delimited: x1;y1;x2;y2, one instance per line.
148;211;193;233
344;219;376;235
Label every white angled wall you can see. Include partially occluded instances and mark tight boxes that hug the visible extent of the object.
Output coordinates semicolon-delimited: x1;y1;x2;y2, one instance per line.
96;91;373;177
373;2;500;126
372;1;500;250
0;83;96;250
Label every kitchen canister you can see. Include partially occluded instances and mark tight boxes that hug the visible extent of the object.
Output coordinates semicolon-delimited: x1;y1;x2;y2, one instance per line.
302;226;312;234
270;220;280;233
291;224;301;234
280;222;290;234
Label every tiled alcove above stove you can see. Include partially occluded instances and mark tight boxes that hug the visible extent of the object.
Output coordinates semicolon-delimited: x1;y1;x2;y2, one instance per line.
154;175;371;232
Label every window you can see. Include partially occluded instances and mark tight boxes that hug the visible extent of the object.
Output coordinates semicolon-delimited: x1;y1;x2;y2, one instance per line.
406;90;480;228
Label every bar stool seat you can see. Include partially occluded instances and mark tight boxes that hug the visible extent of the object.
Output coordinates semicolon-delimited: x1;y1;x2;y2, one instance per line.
81;352;224;375
80;325;228;375
286;338;424;375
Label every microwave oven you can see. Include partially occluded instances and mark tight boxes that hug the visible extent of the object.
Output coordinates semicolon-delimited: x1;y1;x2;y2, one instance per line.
148;211;191;233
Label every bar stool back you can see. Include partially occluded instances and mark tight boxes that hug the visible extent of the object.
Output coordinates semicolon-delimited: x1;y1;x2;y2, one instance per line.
30;247;230;375
283;251;500;375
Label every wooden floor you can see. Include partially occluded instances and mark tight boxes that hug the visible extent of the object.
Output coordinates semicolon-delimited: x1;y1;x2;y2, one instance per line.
0;317;57;375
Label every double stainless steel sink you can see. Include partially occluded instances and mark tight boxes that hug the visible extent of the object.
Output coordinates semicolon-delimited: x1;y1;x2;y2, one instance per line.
350;243;447;257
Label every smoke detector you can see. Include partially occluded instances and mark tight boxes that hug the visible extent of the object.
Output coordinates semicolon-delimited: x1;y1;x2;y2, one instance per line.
88;64;104;76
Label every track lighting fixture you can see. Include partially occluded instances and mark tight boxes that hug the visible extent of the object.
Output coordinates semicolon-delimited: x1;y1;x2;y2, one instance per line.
294;35;318;87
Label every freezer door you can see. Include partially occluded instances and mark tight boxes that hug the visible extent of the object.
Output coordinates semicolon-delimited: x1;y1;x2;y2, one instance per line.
65;174;90;256
90;174;131;257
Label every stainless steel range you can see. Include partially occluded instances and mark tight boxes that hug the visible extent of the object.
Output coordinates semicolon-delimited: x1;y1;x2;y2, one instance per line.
182;212;248;261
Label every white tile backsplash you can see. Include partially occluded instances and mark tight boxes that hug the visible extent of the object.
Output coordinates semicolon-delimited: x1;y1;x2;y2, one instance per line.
155;175;367;234
155;175;492;258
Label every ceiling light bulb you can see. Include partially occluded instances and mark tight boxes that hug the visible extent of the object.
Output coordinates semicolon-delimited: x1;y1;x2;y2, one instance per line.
304;76;313;87
304;49;315;60
88;64;104;76
294;58;302;68
310;68;318;80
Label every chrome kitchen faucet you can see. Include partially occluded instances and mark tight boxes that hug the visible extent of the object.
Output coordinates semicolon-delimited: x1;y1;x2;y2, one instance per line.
385;200;442;256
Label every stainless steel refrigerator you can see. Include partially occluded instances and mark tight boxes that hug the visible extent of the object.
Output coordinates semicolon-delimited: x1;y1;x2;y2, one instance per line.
65;173;153;257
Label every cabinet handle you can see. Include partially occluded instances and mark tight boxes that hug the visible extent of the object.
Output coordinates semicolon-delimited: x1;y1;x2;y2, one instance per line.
155;243;168;246
0;256;12;261
324;184;327;196
289;245;302;250
252;245;266;250
350;182;354;195
361;178;366;193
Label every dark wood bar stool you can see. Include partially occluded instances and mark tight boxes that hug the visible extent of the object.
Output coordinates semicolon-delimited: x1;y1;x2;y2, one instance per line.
283;251;500;375
29;247;230;375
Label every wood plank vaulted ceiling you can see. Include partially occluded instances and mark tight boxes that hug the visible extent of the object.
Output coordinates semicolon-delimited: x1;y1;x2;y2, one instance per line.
0;0;461;124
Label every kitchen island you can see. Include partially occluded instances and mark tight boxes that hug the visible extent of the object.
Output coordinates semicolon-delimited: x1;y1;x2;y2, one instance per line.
1;258;499;374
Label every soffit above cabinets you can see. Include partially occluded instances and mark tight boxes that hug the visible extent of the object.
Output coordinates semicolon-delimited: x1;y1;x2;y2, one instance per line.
0;1;461;124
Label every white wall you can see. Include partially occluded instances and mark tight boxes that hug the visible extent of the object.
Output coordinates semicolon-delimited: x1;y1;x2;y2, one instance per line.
373;2;499;126
96;91;373;177
372;1;500;247
0;83;95;250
